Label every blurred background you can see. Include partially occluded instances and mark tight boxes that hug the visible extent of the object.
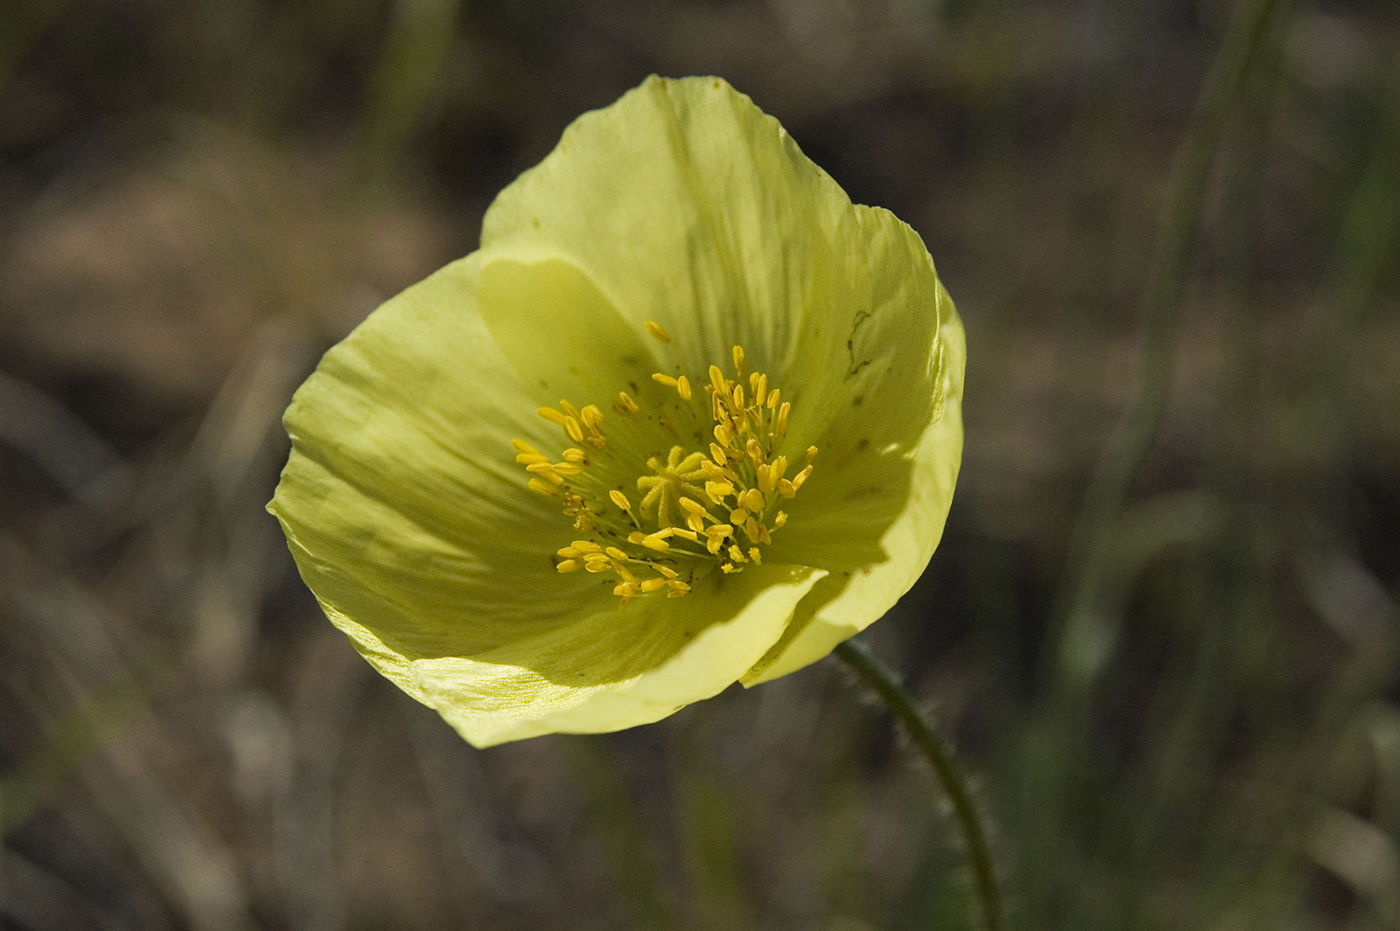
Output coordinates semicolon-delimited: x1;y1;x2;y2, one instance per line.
2;0;1399;928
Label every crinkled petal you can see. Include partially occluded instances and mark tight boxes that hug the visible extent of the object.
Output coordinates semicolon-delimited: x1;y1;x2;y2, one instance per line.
481;75;862;433
742;305;965;684
270;254;623;687
410;564;825;747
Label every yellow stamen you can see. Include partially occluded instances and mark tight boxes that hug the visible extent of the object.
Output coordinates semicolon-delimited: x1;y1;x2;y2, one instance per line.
516;323;815;606
705;481;735;503
528;477;562;497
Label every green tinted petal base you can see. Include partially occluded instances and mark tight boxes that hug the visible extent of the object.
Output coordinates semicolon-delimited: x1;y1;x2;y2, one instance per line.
270;75;964;747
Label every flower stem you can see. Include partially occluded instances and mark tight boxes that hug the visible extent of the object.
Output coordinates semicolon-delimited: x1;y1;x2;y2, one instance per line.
833;639;1002;931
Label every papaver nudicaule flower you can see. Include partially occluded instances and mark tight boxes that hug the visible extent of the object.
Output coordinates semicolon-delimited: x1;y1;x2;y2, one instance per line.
269;76;964;747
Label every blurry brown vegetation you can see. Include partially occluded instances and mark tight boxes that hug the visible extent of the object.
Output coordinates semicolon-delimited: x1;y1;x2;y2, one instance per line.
2;0;1400;929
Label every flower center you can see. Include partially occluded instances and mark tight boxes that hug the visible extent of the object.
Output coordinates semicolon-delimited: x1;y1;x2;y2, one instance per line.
512;321;816;606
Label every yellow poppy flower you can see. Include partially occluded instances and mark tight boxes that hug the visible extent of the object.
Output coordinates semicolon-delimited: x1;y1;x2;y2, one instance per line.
269;76;964;747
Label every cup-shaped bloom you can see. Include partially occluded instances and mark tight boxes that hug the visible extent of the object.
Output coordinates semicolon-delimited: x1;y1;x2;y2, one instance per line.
269;76;964;748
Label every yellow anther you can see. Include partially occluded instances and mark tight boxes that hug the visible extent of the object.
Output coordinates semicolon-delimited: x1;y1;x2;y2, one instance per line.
640;578;668;593
713;423;733;446
516;451;549;465
729;509;747;524
557;546;581;559
705;481;735;503
771;456;788;483
729;384;743;410
745;436;765;464
640;534;671;552
732;345;745;377
580;405;604;429
738;488;762;512
680;497;708;517
644;321;673;343
563;416;584;443
671;528;699;542
617;391;640;414
806;445;818;460
562;448;588;463
525;462;563;480
668;579;691;594
744;517;762;543
528;477;562;497
538;406;568;426
776;402;790;437
756;463;776;495
721;563;738;574
767;388;780;408
512;439;540;455
556;559;581;573
729;544;746;562
708;365;727;396
774;511;788;528
752;373;767;404
709;442;730;465
656;565;679;580
584;560;612;573
778;479;797;498
628;531;647;545
652;372;679;388
609;489;632;510
792;465;812;490
551;462;583;475
571;541;602;554
749;547;762;564
605;546;629;562
677;375;692;401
